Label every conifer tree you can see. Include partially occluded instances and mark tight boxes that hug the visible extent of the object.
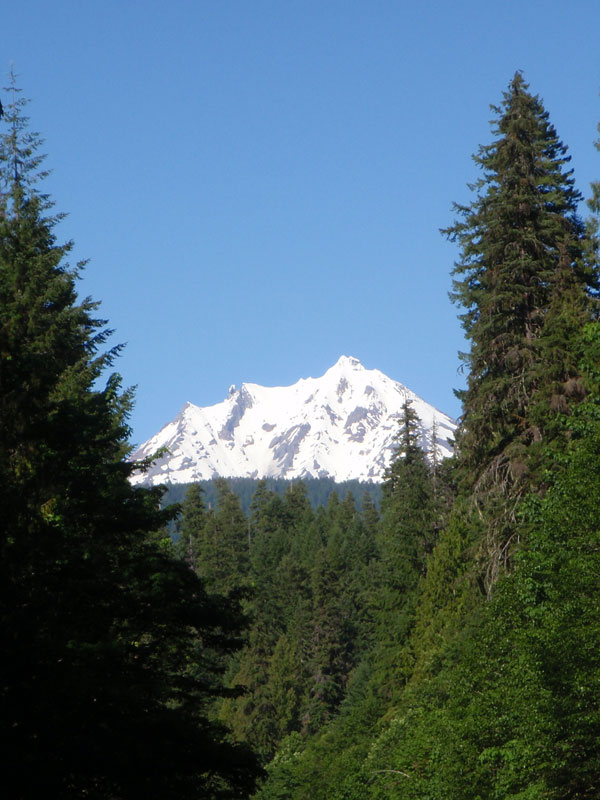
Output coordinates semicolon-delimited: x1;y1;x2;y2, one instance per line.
445;72;597;584
370;400;439;695
175;482;207;570
447;72;595;480
380;399;437;580
213;477;251;592
301;493;373;734
220;482;295;758
187;478;250;596
0;75;260;798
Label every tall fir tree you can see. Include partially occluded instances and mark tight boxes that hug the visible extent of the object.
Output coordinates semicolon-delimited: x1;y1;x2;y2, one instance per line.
379;399;438;581
175;482;207;570
0;75;260;798
370;400;440;696
444;72;597;585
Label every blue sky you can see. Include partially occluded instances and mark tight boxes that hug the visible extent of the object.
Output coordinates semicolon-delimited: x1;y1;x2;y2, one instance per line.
3;1;600;444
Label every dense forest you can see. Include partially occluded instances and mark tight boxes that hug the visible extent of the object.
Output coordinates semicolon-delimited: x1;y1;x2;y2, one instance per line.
3;69;600;799
163;477;383;516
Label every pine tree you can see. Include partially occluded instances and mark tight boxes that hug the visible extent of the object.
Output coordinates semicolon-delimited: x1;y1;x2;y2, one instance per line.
444;72;597;585
175;482;207;570
220;482;295;758
380;399;437;580
447;72;595;479
0;75;260;798
213;477;251;594
369;400;439;696
301;493;373;734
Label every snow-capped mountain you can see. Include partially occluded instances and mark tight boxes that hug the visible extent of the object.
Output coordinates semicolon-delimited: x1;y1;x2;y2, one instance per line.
130;356;456;486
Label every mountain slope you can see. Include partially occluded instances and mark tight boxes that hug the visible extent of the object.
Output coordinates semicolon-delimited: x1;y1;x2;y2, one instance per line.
130;356;456;486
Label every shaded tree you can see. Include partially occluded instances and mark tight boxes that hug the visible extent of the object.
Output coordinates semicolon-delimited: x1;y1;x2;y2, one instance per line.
0;75;260;799
175;482;207;570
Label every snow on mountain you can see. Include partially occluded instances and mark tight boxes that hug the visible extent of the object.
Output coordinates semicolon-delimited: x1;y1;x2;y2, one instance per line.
129;356;456;486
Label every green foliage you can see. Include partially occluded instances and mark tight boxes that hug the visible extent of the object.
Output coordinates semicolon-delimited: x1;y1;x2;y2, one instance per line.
175;482;207;568
369;401;451;696
446;72;595;480
444;72;597;591
390;381;600;800
0;78;260;798
164;476;383;517
247;77;600;800
175;478;382;766
9;66;597;800
380;400;438;577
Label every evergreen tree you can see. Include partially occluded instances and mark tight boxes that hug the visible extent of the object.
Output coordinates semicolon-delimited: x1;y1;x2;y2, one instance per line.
191;478;250;596
220;482;295;758
359;400;441;701
215;477;251;585
379;400;437;582
447;72;595;478
303;495;362;733
0;76;260;798
175;482;207;569
444;72;597;586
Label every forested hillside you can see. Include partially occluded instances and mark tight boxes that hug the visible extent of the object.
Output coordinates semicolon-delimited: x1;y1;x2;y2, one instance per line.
3;68;600;800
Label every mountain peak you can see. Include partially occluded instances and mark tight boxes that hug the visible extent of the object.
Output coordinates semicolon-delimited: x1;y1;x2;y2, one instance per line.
130;360;456;486
333;355;363;369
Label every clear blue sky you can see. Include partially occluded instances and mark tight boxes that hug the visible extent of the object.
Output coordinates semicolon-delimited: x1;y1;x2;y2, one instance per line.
3;1;600;444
